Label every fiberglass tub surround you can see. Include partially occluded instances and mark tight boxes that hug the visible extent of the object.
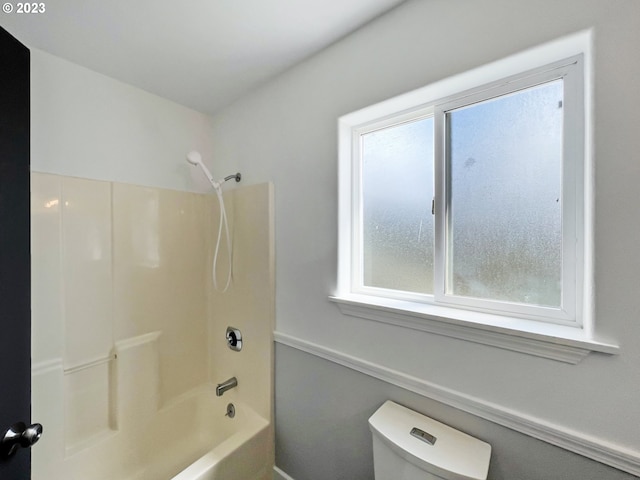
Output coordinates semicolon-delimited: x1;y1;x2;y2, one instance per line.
31;173;275;480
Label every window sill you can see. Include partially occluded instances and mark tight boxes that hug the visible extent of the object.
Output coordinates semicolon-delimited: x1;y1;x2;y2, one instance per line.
329;294;619;364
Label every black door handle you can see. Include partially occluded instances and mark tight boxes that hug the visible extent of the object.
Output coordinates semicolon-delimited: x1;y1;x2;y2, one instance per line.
1;422;43;458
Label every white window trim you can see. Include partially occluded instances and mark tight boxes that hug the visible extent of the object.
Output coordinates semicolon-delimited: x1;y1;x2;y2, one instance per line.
334;30;619;362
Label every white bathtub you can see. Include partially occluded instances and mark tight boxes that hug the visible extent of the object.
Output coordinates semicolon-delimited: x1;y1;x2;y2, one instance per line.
89;385;273;480
33;365;272;480
170;400;272;480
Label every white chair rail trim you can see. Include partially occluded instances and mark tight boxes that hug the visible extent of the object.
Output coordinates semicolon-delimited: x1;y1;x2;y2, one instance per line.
274;331;640;477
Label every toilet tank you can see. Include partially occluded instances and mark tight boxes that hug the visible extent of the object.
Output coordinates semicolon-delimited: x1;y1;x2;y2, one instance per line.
369;401;491;480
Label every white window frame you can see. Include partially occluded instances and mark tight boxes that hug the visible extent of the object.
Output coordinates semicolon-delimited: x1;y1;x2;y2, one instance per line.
332;31;619;362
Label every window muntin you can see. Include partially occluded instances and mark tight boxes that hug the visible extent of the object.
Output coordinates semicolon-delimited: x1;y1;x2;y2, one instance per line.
348;56;584;326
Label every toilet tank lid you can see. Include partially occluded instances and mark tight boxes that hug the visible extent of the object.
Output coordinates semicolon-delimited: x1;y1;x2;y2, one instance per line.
369;401;491;480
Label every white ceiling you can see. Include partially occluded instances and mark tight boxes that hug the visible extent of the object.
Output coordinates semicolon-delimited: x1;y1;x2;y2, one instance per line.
1;0;406;114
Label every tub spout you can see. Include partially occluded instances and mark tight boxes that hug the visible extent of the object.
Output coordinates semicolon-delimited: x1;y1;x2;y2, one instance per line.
216;377;238;397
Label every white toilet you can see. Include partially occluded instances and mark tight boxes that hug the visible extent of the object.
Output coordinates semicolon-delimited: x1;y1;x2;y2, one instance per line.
369;401;491;480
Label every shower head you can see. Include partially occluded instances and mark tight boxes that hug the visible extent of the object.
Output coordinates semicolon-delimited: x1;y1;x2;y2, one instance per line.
185;151;242;191
186;150;219;189
186;150;203;166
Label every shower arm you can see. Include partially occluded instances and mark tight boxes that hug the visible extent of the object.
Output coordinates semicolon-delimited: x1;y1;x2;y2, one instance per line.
223;173;242;183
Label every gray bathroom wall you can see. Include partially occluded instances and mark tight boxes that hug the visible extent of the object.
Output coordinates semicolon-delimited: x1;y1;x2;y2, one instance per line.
275;344;637;480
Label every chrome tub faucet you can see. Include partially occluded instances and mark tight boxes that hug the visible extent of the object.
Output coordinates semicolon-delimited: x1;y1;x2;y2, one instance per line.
216;377;238;397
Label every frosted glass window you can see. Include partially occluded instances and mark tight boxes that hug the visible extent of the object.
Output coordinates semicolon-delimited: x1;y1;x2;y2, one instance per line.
361;118;434;293
446;81;563;307
342;54;584;326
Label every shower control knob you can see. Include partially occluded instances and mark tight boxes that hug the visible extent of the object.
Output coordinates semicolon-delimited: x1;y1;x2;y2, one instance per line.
226;327;243;352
